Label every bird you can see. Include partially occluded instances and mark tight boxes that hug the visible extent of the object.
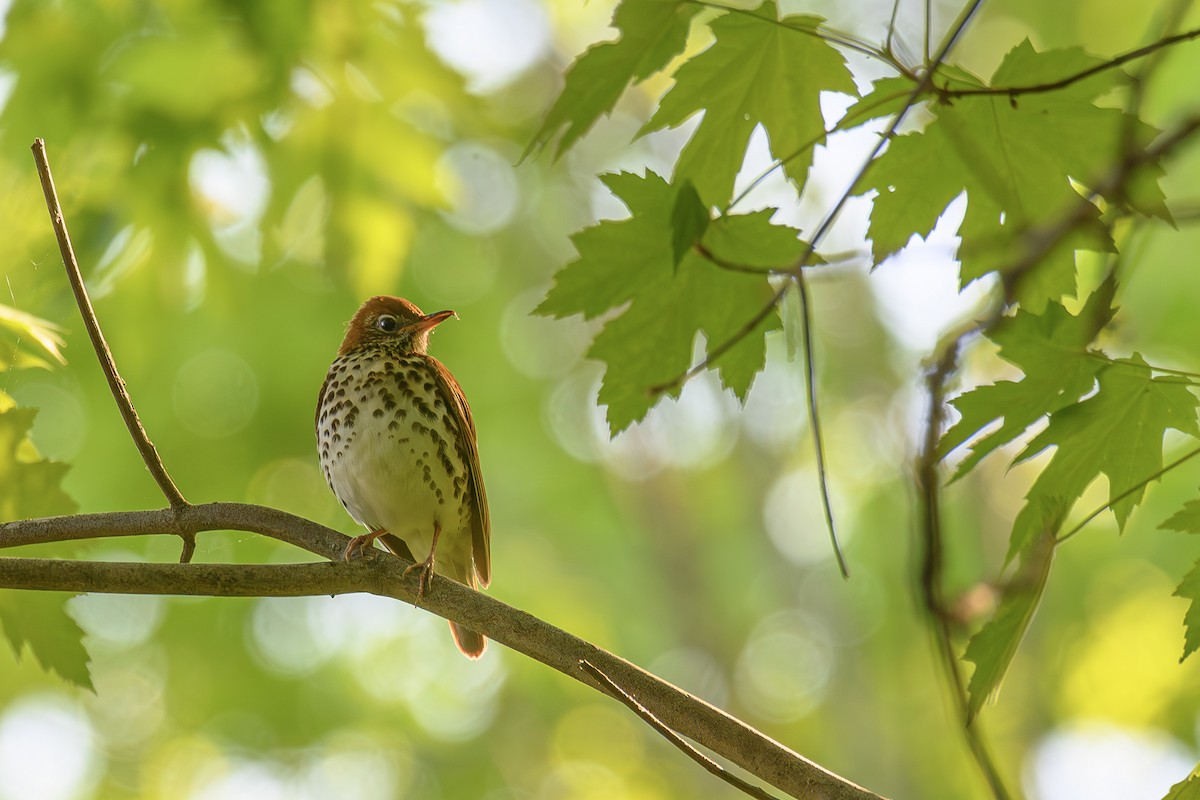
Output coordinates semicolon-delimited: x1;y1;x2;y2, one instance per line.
316;295;490;659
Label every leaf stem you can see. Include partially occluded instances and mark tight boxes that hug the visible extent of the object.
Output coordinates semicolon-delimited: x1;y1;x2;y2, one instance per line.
682;0;899;66
938;26;1200;99
1056;444;1200;545
796;271;849;578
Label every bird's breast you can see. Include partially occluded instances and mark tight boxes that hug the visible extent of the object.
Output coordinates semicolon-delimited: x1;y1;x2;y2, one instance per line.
317;351;471;554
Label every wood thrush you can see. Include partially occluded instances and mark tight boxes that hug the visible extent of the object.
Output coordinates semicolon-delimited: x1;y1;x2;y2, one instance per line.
316;296;491;659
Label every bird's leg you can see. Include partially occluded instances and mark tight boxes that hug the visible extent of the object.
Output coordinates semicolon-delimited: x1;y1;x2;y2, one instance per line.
403;520;442;603
343;528;386;561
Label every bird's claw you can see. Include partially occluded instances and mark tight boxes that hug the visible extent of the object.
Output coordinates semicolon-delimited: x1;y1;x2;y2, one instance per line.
342;533;378;561
403;556;436;603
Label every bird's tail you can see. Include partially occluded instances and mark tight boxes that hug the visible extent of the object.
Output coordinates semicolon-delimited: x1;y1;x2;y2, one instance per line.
381;533;487;659
450;622;486;659
449;557;487;659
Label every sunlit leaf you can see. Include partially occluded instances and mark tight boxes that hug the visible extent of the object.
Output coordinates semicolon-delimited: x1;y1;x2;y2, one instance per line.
537;171;788;431
1008;356;1199;559
0;405;86;689
1162;765;1200;800
528;0;701;157
859;40;1167;310
964;533;1054;722
939;293;1114;478
0;591;93;690
1175;561;1200;662
642;2;856;205
0;407;77;521
1161;496;1200;535
669;181;709;269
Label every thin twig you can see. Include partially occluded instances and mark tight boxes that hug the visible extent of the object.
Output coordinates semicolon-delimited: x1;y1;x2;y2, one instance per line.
580;660;786;800
726;85;912;213
885;0;902;57
0;504;888;800
916;341;1015;800
30;140;190;519
924;0;932;64
1056;445;1200;545
939;26;1200;99
682;0;897;65
796;271;849;578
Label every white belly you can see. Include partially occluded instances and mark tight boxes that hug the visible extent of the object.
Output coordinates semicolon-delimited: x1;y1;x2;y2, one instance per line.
318;352;472;567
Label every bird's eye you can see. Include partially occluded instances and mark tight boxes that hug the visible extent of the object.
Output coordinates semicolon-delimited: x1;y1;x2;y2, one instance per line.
376;315;398;333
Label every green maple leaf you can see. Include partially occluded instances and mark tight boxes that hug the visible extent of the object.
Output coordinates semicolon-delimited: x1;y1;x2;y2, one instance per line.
964;533;1053;722
0;591;93;690
1007;355;1199;560
670;181;710;268
0;406;88;689
1161;495;1200;535
1175;561;1200;662
1162;766;1200;800
1164;499;1200;662
939;294;1113;478
0;407;77;520
537;171;677;321
858;40;1167;311
527;0;700;158
538;171;797;432
641;1;856;205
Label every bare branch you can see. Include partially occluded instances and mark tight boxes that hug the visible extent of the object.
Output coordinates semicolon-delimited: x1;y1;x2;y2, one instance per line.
0;506;888;800
30;140;189;516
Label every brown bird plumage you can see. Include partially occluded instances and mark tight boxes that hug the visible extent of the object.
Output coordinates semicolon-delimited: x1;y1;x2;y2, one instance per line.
316;296;490;658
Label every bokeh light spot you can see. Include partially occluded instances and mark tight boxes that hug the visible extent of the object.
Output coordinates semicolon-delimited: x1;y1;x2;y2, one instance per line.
435;141;520;234
763;469;855;568
247;458;340;526
354;614;505;741
172;349;259;439
1026;723;1192;800
70;580;164;648
423;0;551;93
0;694;99;800
248;597;330;677
552;704;644;772
734;611;835;723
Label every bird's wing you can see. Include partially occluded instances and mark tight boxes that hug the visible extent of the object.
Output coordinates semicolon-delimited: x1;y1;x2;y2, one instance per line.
428;356;491;588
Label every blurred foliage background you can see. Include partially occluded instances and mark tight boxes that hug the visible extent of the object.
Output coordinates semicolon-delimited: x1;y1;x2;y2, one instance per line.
1;1;1200;799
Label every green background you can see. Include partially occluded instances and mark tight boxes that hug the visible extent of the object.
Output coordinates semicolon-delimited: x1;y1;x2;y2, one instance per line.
2;1;1200;798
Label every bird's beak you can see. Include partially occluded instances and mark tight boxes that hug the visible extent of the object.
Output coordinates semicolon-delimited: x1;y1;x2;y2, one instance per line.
410;309;457;333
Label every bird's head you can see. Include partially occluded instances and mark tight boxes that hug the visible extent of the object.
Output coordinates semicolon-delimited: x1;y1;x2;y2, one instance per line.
338;296;456;356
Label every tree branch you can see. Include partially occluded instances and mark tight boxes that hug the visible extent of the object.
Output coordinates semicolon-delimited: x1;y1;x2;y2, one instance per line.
0;505;886;800
31;139;188;515
915;339;1014;800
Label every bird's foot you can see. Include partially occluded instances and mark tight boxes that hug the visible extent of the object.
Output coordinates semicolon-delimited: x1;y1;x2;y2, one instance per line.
403;552;436;604
343;530;383;561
